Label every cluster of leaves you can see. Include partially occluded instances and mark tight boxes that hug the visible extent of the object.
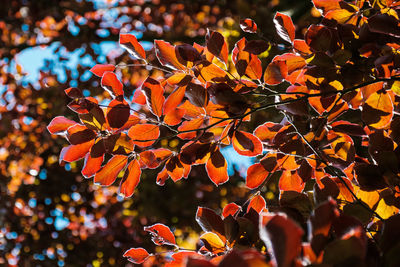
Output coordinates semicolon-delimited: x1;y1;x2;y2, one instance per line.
45;0;400;266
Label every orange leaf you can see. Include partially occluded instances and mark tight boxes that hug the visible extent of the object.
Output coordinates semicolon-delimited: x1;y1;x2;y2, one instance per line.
101;71;124;98
247;195;266;213
144;223;176;246
166;156;185;182
254;122;283;145
119;33;146;60
156;167;169;186
132;89;146;105
123;248;150;264
128;124;160;147
59;140;94;163
222;203;241;218
264;60;288;85
206;30;229;65
163;86;186;114
232;131;263;156
199;232;226;254
47;116;77;134
177;117;204;140
89;64;115;77
164;108;185;126
279;170;305;192
94;155;128;186
274;12;296;43
246;163;270;189
141;77;165;118
362;89;393;129
119;159;141;197
206;148;229;186
154;40;184;70
82;153;104;178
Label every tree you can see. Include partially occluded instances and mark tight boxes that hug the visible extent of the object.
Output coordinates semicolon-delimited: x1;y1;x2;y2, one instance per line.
4;0;400;266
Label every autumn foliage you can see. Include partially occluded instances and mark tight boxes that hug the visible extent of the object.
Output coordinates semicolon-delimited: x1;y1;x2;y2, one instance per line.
47;0;400;266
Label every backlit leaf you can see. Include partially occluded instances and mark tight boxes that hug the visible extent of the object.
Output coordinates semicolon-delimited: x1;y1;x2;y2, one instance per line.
141;77;165;118
264;60;288;85
260;213;304;267
94;155;128;186
232;131;263;156
163;86;186;114
123;248;150;264
362;89;393;129
222;203;241;218
82;153;104;178
274;12;295;43
47;116;77;134
206;29;229;65
128;124;160;147
119;33;146;60
246;163;270;189
247;195;266;213
206;148;229;186
59;140;94;163
101;71;124;98
240;18;257;33
119;159;141;198
89;64;116;77
144;223;176;246
200;232;226;254
154;40;184;70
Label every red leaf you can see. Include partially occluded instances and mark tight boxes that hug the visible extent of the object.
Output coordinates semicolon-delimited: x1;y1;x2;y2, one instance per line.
59;140;94;163
94;155;128;186
106;99;130;129
144;223;176;246
90;64;115;77
101;71;124;98
246;163;270;189
82;153;104;178
123;248;150;264
206;29;229;65
163;86;186;114
260;214;304;267
274;12;296;43
264;60;288;85
128;124;160;147
232;131;263;156
254;122;283;145
47;116;77;134
222;203;241;218
119;159;141;197
240;18;257;33
247;195;266;213
206;148;229;186
141;77;165;117
154;40;184;70
119;33;146;60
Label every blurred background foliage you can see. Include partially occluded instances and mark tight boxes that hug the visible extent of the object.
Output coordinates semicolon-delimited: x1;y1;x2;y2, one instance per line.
0;0;316;266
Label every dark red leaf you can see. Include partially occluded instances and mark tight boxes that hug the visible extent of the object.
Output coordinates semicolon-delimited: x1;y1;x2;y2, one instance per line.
206;29;229;65
260;214;304;267
196;207;225;238
106;99;131;129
